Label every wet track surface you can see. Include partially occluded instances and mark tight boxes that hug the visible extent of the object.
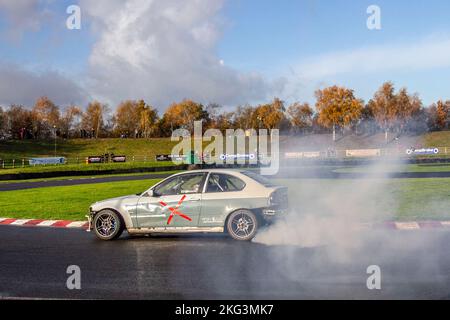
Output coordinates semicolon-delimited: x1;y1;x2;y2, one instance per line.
1;225;450;299
2;169;450;191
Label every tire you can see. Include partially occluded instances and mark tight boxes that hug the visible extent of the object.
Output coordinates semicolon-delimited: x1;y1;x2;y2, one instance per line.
226;209;258;241
93;209;124;241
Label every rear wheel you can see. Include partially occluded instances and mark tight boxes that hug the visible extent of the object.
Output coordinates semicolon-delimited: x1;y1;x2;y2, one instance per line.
93;209;124;240
226;209;258;241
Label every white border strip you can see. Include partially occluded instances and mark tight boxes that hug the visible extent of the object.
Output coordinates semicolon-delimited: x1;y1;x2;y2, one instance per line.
10;219;31;225
36;220;58;227
66;221;86;228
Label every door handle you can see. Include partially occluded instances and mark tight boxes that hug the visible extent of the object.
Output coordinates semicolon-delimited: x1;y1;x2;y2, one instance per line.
190;198;201;201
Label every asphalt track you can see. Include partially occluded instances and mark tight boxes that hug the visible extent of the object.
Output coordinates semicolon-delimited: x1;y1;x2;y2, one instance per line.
2;169;450;191
1;225;450;299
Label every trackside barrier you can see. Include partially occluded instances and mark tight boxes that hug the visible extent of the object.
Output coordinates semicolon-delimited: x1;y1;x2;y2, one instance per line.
1;147;450;169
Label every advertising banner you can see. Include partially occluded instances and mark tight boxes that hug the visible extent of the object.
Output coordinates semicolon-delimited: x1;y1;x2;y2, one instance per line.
111;155;126;162
156;154;188;162
29;157;66;165
406;148;439;155
345;149;381;157
219;153;256;161
284;152;321;159
87;156;104;163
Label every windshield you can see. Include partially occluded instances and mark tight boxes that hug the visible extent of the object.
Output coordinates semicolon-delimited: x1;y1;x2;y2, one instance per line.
240;171;275;187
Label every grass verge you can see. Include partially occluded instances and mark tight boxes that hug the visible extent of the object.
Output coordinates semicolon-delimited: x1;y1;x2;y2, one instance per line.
0;179;160;221
0;170;179;184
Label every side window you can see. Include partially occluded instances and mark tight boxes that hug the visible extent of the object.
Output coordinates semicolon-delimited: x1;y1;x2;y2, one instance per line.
154;173;205;196
206;174;246;193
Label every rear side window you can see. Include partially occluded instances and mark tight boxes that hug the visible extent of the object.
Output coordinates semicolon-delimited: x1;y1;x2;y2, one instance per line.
206;173;246;193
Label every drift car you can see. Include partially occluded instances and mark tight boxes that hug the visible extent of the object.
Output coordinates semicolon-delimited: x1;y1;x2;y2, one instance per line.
88;169;288;241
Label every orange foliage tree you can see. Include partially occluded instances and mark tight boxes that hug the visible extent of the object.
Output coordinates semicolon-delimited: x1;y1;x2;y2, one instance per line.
255;97;286;130
162;99;208;132
31;96;61;138
369;82;423;142
315;86;363;141
287;102;314;134
82;101;109;138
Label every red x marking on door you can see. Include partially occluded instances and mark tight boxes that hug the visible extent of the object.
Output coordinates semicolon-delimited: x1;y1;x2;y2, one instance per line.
159;194;192;225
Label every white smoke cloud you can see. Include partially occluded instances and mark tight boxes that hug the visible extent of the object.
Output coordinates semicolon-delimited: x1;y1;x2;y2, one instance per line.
80;0;277;109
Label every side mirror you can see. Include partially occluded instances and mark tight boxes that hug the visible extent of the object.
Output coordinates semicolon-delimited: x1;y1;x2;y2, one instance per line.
145;189;160;197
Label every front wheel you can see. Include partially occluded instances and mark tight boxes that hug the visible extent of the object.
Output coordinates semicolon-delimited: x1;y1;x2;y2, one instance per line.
226;209;258;241
93;209;124;240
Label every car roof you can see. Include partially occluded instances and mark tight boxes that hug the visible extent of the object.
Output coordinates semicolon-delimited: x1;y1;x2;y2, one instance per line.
176;168;245;175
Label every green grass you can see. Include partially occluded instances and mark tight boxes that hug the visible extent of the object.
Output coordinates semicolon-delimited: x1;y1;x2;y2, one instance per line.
0;161;178;175
0;138;180;160
1;131;450;160
0;179;160;220
422;131;450;147
0;170;179;184
1;177;449;222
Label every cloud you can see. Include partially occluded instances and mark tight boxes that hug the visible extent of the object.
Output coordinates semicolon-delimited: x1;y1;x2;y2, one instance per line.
0;63;88;107
80;0;277;109
280;34;450;104
293;34;450;80
0;0;49;41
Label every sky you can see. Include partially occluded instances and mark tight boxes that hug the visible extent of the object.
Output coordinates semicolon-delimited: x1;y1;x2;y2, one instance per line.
1;0;450;112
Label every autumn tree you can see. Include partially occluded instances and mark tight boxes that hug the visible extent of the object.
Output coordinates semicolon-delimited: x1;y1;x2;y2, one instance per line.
0;107;5;137
204;103;221;129
7;105;33;139
356;103;377;135
395;88;422;132
31;96;60;139
137;100;159;138
367;82;398;142
214;111;235;132
82;101;109;138
255;97;286;130
233;105;257;129
435;100;450;129
370;82;424;141
287;102;314;134
60;105;82;138
428;100;450;131
315;86;363;141
162;99;209;132
114;100;141;137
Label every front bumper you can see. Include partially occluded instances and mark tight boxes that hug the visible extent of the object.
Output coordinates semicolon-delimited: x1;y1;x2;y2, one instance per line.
86;208;95;232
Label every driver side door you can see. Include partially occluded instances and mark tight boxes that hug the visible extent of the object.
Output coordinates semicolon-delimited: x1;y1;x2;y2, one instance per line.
136;173;206;228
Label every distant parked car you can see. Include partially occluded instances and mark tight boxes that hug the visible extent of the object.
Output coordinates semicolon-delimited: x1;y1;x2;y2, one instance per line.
88;169;288;241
